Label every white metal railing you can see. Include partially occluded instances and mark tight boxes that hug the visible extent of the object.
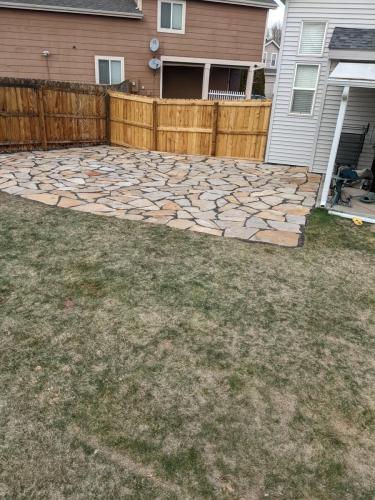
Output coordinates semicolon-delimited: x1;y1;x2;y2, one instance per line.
208;90;246;101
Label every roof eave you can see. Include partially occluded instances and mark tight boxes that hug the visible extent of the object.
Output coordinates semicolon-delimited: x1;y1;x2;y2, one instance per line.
265;40;280;49
0;1;144;18
329;77;375;89
201;0;278;9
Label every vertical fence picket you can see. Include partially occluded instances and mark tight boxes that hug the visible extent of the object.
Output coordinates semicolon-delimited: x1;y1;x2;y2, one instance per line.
37;88;47;150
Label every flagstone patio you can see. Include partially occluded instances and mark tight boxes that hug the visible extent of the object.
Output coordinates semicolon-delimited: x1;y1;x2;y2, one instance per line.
0;146;321;247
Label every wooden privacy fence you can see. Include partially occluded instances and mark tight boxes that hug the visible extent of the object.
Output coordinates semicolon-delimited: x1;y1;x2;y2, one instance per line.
0;81;271;162
0;81;107;152
109;93;272;162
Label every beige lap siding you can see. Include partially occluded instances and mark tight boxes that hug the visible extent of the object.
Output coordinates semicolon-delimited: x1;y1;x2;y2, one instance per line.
0;0;266;95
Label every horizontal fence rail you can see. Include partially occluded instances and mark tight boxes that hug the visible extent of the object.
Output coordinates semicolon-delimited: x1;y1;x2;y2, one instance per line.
0;82;272;162
109;93;272;162
0;82;107;152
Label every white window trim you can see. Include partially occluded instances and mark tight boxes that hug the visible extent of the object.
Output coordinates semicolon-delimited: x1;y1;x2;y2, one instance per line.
298;21;328;58
270;53;277;68
289;63;321;116
94;56;125;85
157;0;186;34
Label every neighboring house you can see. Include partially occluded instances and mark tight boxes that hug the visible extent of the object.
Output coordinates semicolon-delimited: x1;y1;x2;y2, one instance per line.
0;0;277;99
263;38;279;98
266;0;375;205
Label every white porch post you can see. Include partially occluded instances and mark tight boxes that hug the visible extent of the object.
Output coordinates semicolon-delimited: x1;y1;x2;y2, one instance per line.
159;60;163;98
202;63;211;99
320;86;350;207
245;66;254;99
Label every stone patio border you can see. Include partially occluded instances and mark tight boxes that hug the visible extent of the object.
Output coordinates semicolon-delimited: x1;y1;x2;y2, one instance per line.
0;146;321;247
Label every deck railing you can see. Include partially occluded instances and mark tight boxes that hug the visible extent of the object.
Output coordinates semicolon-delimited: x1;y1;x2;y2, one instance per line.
208;90;246;101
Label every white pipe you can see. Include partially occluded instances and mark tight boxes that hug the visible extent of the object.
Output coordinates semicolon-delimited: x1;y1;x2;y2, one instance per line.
320;85;350;207
328;210;375;224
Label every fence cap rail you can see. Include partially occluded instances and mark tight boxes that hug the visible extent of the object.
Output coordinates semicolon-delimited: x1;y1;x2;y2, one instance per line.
108;92;271;106
108;92;155;103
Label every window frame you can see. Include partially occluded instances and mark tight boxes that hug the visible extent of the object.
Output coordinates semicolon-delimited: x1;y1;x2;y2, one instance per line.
157;0;186;34
289;63;321;117
95;56;125;85
298;20;328;57
270;52;278;68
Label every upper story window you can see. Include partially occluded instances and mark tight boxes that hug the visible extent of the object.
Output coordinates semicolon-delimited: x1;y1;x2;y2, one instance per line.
95;56;124;85
158;0;186;34
299;21;327;56
291;64;320;115
271;53;278;68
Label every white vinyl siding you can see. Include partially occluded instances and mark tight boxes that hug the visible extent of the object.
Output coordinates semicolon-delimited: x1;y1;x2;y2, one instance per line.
314;86;375;173
266;0;375;170
299;22;327;56
291;64;319;114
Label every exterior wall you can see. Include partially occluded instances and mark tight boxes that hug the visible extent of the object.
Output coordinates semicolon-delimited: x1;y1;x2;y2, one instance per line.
264;41;279;69
0;0;267;96
266;0;375;170
264;70;276;98
314;86;375;173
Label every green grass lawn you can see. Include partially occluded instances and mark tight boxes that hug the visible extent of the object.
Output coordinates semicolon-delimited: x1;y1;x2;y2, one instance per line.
1;191;374;499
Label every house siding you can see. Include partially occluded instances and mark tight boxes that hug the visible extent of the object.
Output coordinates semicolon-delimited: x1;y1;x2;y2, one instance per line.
264;71;276;98
264;41;279;69
314;86;375;173
266;0;375;171
0;0;267;95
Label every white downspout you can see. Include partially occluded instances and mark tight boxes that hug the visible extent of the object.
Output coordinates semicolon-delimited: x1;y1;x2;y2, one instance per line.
320;85;350;207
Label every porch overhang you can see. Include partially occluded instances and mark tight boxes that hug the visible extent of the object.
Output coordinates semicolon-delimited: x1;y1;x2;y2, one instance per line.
328;62;375;89
321;63;375;210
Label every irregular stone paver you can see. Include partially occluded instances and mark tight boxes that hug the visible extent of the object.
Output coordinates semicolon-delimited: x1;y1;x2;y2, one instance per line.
0;146;321;247
224;227;259;239
251;230;300;247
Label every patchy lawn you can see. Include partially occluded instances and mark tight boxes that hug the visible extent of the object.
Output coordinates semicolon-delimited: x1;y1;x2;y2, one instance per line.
0;191;374;499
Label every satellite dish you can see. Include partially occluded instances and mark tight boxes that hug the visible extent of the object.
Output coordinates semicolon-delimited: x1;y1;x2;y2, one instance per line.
149;38;160;53
148;58;161;71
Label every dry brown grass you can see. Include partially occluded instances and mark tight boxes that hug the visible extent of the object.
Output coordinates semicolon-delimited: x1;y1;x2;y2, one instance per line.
0;192;374;499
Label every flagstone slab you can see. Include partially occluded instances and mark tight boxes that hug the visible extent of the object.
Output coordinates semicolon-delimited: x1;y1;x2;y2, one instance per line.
268;220;301;233
251;230;300;247
224;226;259;240
189;225;222;237
257;210;285;222
22;193;59;205
72;203;113;213
246;216;269;229
0;146;321;247
168;219;195;229
273;204;311;216
58;197;84;208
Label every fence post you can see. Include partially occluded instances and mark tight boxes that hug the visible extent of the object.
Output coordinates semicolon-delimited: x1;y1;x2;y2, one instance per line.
106;93;111;145
37;88;47;150
152;99;158;151
210;101;219;156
